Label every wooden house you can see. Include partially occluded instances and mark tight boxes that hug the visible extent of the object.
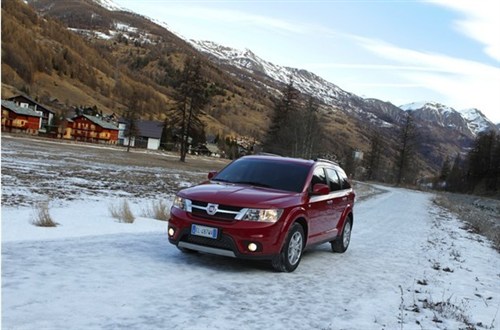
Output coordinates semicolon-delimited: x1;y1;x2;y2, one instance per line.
6;95;55;133
1;100;42;135
71;114;119;144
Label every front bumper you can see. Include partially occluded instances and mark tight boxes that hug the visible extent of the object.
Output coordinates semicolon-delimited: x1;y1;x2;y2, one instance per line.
168;209;287;260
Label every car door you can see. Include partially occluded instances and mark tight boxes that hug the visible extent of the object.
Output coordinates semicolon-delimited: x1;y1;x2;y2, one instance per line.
324;167;348;235
336;167;355;208
306;167;333;244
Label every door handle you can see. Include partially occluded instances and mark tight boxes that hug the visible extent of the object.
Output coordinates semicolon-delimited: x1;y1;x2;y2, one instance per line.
327;200;333;205
342;197;347;201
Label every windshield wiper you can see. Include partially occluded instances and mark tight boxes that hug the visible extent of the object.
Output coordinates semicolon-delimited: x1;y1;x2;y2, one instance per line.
233;181;272;188
211;178;232;182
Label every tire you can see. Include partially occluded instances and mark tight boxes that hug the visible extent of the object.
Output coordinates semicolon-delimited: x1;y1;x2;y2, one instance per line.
331;217;352;253
272;223;305;272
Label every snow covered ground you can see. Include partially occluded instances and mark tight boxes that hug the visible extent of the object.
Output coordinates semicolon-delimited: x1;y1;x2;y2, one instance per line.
2;136;499;329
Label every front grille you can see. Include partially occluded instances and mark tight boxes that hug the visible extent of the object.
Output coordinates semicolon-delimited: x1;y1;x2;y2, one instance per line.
190;200;243;221
182;233;235;251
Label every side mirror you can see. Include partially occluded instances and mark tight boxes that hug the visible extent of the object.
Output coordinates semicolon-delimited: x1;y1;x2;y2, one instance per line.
208;171;218;180
311;183;330;195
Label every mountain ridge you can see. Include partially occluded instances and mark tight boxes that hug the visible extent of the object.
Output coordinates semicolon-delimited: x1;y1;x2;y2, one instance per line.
191;40;497;137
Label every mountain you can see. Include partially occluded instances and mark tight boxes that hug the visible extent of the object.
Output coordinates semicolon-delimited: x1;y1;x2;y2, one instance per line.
459;108;498;135
401;102;497;137
190;40;498;138
2;0;498;180
190;40;354;106
187;39;500;169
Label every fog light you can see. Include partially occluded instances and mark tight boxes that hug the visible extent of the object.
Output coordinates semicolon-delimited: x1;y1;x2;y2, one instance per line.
248;243;258;252
168;228;175;237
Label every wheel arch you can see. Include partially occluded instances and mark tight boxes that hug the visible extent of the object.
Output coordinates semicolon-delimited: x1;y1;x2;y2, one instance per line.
294;217;308;244
338;209;354;234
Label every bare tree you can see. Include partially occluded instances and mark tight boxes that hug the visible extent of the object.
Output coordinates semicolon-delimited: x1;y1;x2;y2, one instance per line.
173;57;208;162
123;93;141;152
297;96;323;159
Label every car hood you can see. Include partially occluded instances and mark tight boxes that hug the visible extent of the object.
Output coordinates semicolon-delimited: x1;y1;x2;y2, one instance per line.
178;182;303;209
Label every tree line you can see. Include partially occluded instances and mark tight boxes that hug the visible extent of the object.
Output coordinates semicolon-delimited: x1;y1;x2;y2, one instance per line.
262;80;325;159
437;131;500;195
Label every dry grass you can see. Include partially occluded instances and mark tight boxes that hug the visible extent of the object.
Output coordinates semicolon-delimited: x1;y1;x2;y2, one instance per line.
434;193;500;252
32;202;58;227
109;200;135;223
141;200;170;221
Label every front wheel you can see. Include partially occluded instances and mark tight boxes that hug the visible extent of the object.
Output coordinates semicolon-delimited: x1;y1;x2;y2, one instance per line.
331;217;352;253
272;223;304;272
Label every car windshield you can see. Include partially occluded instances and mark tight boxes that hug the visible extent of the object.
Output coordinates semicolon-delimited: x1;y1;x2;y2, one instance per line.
212;158;310;193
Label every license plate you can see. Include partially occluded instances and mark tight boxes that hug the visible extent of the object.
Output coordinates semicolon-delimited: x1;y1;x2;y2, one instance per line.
191;224;218;239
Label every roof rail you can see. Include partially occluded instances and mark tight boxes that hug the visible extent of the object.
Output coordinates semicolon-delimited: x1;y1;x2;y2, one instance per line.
314;158;339;166
255;152;282;157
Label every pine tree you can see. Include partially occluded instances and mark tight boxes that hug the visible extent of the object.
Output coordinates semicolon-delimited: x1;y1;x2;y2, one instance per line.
365;131;383;181
468;132;492;181
467;131;497;193
435;156;451;189
394;112;418;185
491;134;500;192
263;80;300;156
343;148;356;179
446;154;464;192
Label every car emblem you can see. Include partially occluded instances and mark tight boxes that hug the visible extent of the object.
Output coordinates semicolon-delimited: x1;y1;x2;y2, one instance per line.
206;203;219;215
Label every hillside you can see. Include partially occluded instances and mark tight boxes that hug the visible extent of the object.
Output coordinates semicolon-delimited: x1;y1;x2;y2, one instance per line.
2;0;498;180
1;0;275;139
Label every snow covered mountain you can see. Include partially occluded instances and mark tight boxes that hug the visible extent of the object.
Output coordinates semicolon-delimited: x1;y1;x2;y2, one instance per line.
190;40;353;105
191;40;498;137
459;108;497;135
401;102;498;136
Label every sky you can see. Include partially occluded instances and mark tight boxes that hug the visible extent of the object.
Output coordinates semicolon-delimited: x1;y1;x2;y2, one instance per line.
111;0;500;123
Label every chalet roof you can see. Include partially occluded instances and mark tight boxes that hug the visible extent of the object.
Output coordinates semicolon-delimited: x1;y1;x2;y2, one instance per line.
1;100;42;117
206;143;220;154
137;120;163;139
76;114;118;130
7;94;55;114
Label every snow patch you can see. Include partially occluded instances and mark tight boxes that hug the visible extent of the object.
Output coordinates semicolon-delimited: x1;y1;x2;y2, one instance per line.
92;0;125;11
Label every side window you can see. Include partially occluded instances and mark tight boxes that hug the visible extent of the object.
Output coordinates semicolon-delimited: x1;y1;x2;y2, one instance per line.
310;167;327;190
337;168;351;189
325;168;342;191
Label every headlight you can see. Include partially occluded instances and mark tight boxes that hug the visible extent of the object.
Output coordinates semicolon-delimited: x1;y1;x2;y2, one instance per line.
172;196;192;212
236;208;283;223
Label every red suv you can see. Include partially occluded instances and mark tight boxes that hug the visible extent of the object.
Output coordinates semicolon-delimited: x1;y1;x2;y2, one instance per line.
168;155;355;272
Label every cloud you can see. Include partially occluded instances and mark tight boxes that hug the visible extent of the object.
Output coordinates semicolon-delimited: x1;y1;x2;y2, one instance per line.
426;0;500;62
356;37;500;120
306;63;456;73
165;6;306;34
